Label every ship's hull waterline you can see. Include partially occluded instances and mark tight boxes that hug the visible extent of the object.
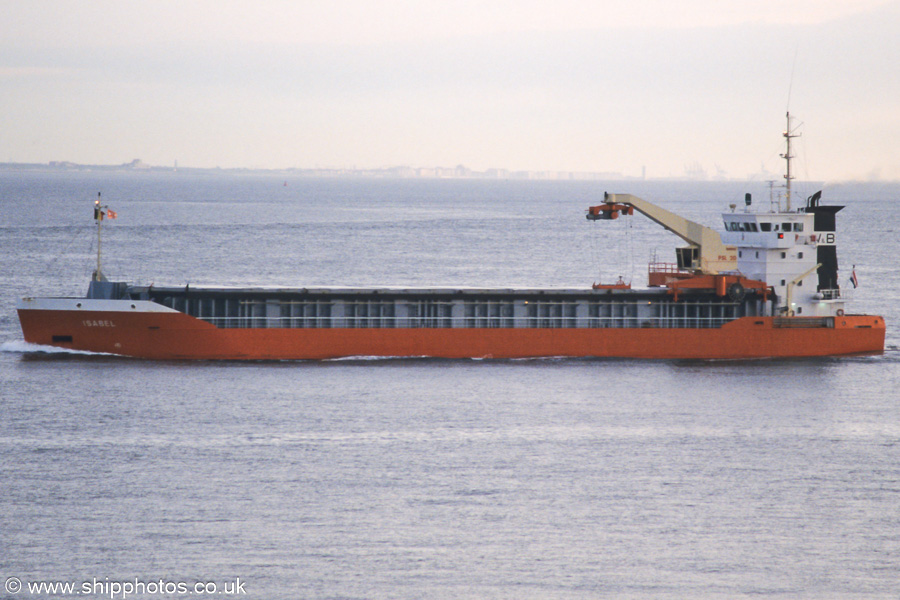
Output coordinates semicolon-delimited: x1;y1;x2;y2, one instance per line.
17;301;885;360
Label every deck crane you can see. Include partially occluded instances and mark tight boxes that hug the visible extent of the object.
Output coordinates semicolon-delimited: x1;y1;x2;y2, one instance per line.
587;192;738;276
587;192;769;302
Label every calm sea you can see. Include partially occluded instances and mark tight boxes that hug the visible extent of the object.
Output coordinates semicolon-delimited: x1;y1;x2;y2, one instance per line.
1;171;898;599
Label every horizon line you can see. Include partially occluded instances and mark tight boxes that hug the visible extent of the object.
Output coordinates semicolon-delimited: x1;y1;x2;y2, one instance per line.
1;160;896;184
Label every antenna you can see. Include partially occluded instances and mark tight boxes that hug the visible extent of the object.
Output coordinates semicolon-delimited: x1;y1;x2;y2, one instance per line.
786;45;799;111
767;180;779;212
782;47;800;211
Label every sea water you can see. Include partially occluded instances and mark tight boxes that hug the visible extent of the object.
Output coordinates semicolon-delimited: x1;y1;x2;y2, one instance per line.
1;171;898;599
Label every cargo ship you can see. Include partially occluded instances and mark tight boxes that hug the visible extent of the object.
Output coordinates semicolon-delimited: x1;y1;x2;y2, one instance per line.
15;115;885;360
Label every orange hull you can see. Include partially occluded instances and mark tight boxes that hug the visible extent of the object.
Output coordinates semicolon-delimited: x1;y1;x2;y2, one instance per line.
17;307;885;360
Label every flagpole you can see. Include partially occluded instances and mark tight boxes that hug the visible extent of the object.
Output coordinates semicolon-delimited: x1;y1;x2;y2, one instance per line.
95;193;103;281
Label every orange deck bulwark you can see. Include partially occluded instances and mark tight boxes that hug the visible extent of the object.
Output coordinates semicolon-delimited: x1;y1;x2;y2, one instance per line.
17;307;886;360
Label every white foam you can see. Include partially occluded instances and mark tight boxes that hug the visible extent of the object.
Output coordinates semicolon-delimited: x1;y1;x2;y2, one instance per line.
0;340;113;356
323;355;432;361
323;355;570;362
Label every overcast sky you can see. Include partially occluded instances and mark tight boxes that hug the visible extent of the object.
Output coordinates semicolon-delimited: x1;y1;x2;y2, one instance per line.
2;1;898;180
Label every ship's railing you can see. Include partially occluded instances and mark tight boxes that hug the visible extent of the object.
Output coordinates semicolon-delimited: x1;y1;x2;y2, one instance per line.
647;261;694;286
816;288;850;301
648;261;691;275
197;314;735;330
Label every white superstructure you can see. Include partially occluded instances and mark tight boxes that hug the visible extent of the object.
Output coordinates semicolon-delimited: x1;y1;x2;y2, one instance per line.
722;202;845;317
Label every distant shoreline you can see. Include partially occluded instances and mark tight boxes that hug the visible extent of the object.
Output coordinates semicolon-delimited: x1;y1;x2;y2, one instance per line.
1;161;894;184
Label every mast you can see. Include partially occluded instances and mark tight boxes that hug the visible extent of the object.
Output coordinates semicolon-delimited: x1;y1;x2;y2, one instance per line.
94;193;103;281
92;192;116;280
781;111;800;211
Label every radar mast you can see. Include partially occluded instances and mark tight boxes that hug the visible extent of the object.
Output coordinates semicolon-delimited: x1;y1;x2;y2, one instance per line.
781;112;801;211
